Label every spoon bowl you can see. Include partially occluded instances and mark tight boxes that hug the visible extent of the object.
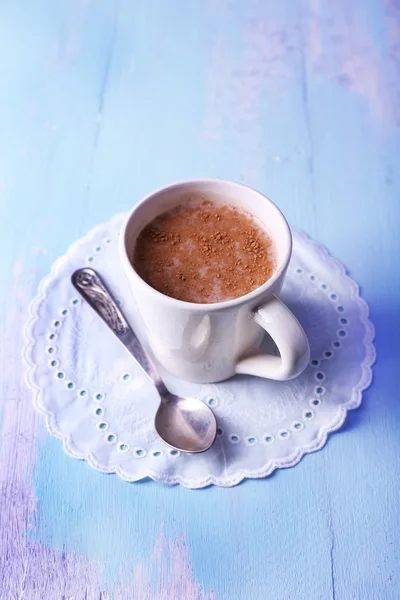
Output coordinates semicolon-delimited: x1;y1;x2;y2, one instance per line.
155;392;217;453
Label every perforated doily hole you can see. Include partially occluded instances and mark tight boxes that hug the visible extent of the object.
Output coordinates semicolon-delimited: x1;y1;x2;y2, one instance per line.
310;398;321;407
121;372;133;382
304;410;314;420
66;381;75;390
264;435;275;444
246;437;257;446
315;372;325;382
292;422;304;432
97;422;108;431
95;393;104;401
135;449;146;458
106;434;116;444
206;396;217;407
279;430;290;440
229;434;240;444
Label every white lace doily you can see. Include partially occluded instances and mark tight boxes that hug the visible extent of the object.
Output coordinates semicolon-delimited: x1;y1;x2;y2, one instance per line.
23;213;375;488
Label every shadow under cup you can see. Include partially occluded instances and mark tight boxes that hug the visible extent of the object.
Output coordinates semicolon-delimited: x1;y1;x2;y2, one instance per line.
119;179;293;383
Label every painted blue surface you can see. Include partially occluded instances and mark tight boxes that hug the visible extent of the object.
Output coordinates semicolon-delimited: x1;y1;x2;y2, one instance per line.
1;0;399;598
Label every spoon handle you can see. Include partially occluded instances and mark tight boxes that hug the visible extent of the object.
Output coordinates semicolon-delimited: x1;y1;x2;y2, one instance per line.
71;268;166;392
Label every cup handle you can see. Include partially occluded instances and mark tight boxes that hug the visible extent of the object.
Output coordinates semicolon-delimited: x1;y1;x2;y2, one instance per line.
235;296;310;380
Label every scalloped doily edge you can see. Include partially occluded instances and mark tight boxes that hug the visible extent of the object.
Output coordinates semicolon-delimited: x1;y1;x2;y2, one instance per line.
23;219;376;488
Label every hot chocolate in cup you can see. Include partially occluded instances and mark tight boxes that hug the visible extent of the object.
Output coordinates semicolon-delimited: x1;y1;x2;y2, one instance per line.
132;194;277;304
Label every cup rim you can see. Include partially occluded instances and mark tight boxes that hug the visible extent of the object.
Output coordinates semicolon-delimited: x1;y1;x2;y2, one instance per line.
119;178;292;311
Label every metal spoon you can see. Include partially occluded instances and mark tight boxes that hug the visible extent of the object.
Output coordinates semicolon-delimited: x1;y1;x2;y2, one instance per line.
72;268;217;453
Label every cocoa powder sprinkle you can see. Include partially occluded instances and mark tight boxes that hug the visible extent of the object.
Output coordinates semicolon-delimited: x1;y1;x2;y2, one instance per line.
133;198;276;303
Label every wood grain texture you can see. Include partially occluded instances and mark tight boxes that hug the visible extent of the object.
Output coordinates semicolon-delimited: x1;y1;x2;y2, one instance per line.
0;0;399;598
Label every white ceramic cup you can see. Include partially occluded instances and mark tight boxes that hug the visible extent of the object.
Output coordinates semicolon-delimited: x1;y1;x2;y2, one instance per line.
119;179;310;384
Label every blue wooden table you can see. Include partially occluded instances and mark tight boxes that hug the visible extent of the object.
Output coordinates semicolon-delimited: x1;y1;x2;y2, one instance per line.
1;1;399;598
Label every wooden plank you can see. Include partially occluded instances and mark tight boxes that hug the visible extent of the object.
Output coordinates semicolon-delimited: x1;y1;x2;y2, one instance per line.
0;0;399;598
